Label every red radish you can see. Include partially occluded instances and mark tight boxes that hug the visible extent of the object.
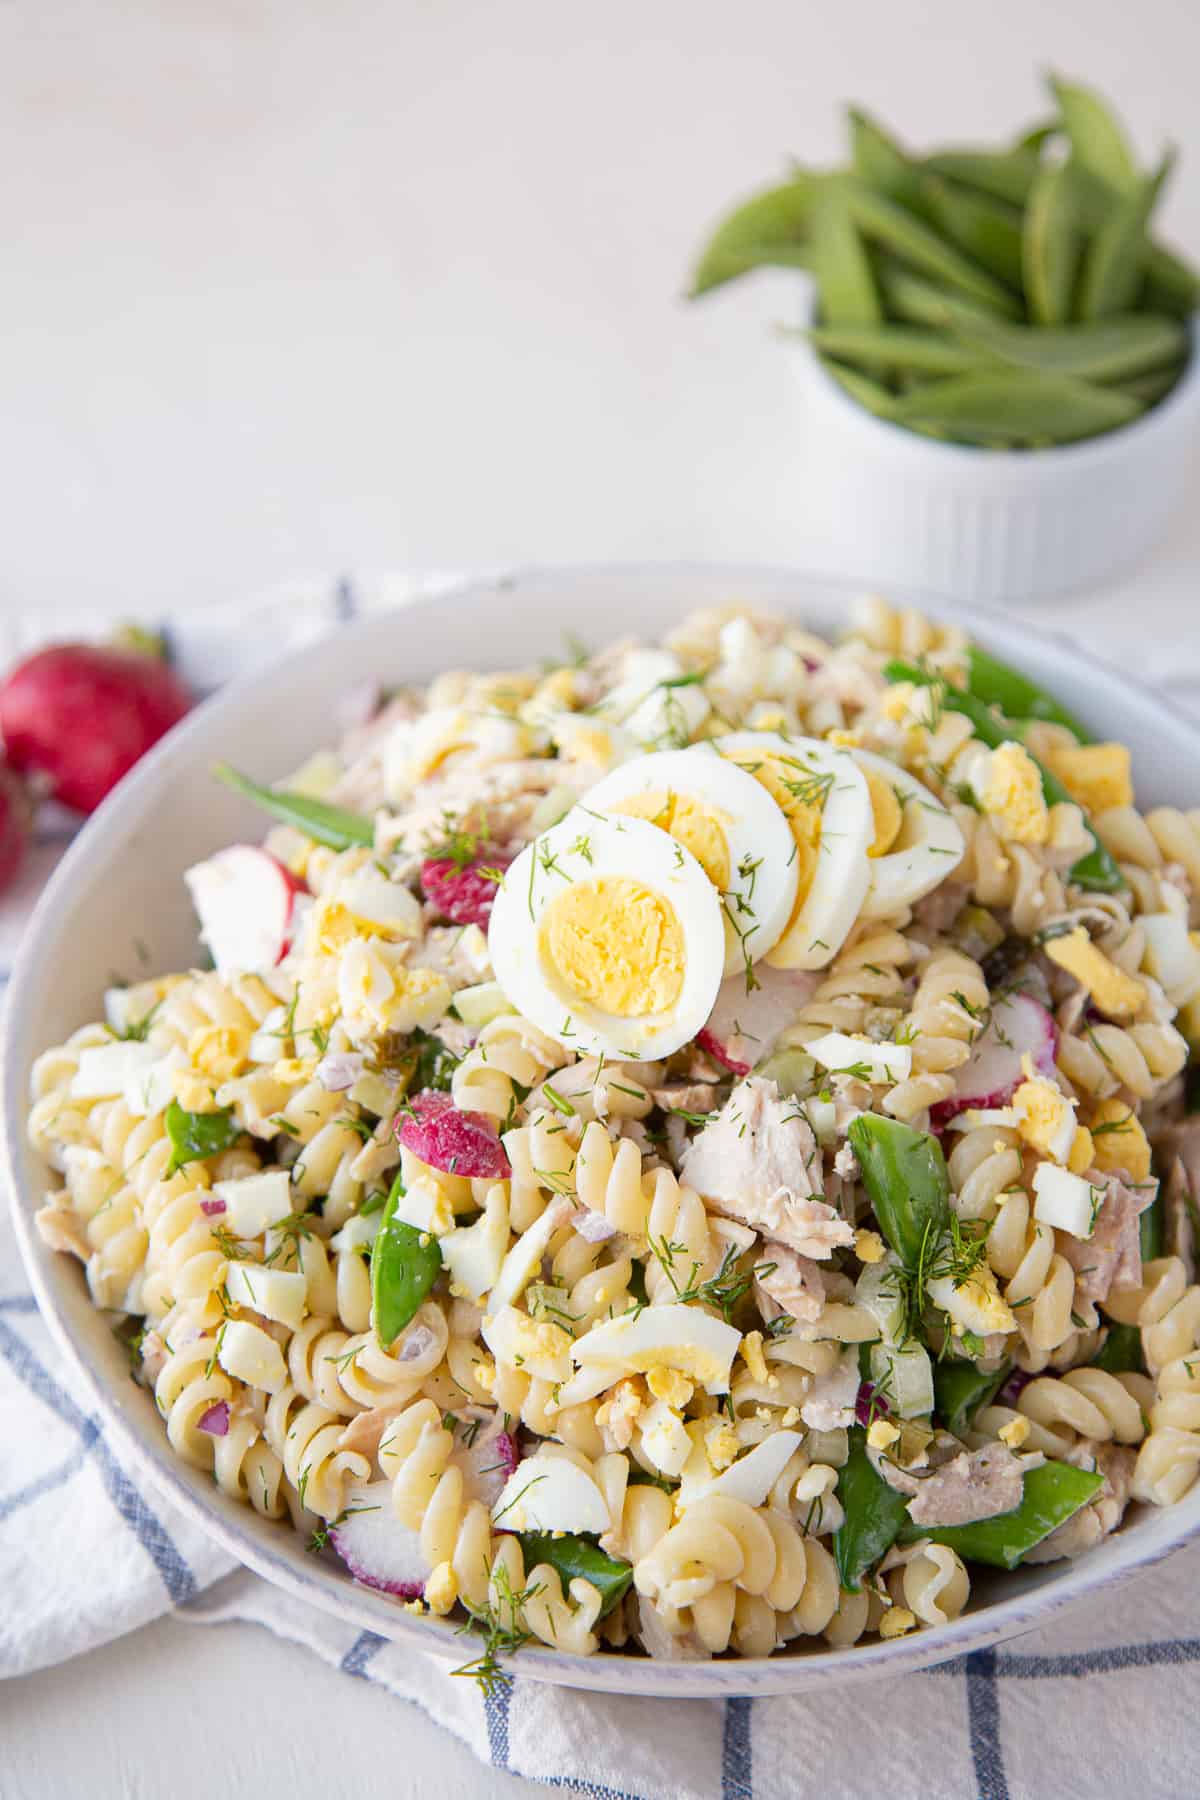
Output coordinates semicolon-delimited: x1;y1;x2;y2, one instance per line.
329;1480;427;1597
199;1198;227;1218
458;1418;522;1510
421;852;511;928
396;1089;511;1179
855;1382;890;1427
0;644;191;814
198;1401;230;1437
0;760;31;891
700;966;820;1075
184;846;307;975
930;992;1059;1127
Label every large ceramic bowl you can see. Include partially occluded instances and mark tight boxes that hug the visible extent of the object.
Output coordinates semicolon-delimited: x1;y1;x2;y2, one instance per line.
7;563;1199;1699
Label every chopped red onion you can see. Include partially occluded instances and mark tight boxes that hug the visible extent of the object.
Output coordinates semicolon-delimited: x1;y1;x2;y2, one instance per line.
573;1208;617;1243
198;1400;230;1437
493;1430;521;1480
200;1198;227;1217
998;1368;1033;1408
855;1381;889;1427
398;1323;436;1363
317;1051;365;1093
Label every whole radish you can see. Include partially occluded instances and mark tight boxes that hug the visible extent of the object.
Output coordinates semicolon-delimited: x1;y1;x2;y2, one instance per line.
0;644;192;814
0;759;31;890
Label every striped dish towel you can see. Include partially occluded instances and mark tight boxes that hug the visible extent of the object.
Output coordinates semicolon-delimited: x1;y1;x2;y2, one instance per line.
4;572;1200;1800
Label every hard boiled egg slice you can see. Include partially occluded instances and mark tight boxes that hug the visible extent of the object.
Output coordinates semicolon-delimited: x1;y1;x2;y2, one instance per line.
852;749;966;919
716;732;873;969
583;748;799;975
488;809;725;1060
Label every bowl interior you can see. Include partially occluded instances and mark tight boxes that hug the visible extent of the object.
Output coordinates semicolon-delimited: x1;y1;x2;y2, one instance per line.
7;561;1200;1698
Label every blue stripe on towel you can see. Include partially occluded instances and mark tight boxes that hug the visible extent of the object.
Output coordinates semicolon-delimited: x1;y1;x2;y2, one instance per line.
721;1696;753;1800
965;1648;1008;1800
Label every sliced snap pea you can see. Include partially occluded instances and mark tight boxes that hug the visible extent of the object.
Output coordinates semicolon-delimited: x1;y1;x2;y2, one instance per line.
849;108;928;216
966;645;1093;740
1077;152;1174;321
920;177;1025;291
1023;157;1084;326
1090;1321;1146;1376
950;312;1186;385
811;190;883;326
833;1427;912;1591
806;324;986;377
882;660;1124;892
372;1172;443;1350
899;1459;1105;1568
1051;74;1138;195
166;1100;242;1175
688;175;824;297
888;369;1143;445
517;1533;633;1616
934;1357;1013;1438
848;1113;950;1270
214;763;375;850
841;179;1023;317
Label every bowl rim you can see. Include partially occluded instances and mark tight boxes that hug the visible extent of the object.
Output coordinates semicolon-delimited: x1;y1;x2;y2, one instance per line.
792;300;1200;471
7;558;1200;1699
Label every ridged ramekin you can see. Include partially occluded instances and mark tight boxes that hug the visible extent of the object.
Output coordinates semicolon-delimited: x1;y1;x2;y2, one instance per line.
792;322;1200;603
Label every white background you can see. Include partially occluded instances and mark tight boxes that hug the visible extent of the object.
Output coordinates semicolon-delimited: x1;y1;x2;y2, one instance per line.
3;2;1200;1794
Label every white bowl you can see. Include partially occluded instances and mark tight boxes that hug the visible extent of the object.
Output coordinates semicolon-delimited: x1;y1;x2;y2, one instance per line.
6;562;1200;1699
793;324;1200;604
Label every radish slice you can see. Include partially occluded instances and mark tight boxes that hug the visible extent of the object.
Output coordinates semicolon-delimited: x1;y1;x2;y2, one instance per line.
700;965;820;1074
184;846;306;975
396;1090;511;1179
329;1480;428;1598
931;992;1059;1126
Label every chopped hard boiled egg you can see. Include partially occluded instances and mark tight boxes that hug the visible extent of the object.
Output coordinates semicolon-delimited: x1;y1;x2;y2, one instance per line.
982;743;1049;844
211;1169;294;1237
567;1301;740;1395
216;1319;287;1392
1087;1099;1152;1183
1011;1075;1078;1165
1032;1163;1101;1239
716;732;874;969
488;809;725;1060
584;748;799;974
1046;742;1133;814
1043;927;1146;1023
491;1450;609;1534
851;750;966;918
224;1263;308;1331
805;1030;913;1084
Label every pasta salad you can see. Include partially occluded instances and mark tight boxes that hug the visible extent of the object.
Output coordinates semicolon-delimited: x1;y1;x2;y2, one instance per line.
29;597;1200;1677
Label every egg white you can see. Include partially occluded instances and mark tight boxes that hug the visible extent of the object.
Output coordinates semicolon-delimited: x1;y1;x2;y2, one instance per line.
716;732;874;969
853;749;966;918
583;747;799;975
488;808;726;1060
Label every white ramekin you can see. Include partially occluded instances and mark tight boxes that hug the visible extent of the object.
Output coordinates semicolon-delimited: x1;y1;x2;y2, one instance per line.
792;319;1200;603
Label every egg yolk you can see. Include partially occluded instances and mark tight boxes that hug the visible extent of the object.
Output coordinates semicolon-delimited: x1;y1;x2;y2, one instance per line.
539;877;686;1017
612;789;732;892
861;765;904;859
729;753;822;932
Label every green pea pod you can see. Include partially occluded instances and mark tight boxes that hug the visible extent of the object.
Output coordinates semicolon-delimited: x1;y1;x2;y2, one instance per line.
806;325;985;378
950;313;1187;386
817;355;897;420
1077;152;1175;322
888;368;1142;447
933;1357;1013;1438
847;1113;950;1269
166;1099;242;1175
848;108;928;216
965;646;1093;741
882;660;1124;892
1090;1321;1146;1376
900;1459;1105;1568
1139;1190;1164;1264
841;179;1023;317
1144;244;1200;319
1117;360;1189;407
214;763;375;850
833;1427;912;1591
811;191;882;327
1023;158;1084;327
920;177;1025;291
923;146;1042;208
876;262;1004;331
1050;75;1138;194
518;1532;633;1617
688;174;824;298
372;1173;443;1350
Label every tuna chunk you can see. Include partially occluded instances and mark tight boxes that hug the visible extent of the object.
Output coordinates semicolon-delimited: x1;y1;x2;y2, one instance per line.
754;1244;827;1326
901;1441;1029;1529
799;1347;860;1431
1059;1172;1154;1306
680;1077;852;1258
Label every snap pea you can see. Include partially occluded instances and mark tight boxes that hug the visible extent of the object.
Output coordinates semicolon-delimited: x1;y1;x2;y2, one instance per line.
517;1533;632;1616
849;108;928;216
1051;74;1138;195
933;1357;1013;1438
1023;158;1084;326
833;1427;912;1591
965;645;1093;741
899;1460;1105;1568
1143;244;1200;319
888;369;1143;445
371;1172;443;1350
1139;1189;1164;1263
1117;359;1190;406
950;313;1187;385
876;262;1004;331
818;355;897;419
923;146;1043;208
214;763;375;851
806;325;986;377
841;179;1023;317
812;190;882;326
920;177;1025;291
1090;1321;1146;1375
166;1100;243;1175
1077;152;1174;321
882;659;1124;892
848;1113;950;1270
688;174;823;297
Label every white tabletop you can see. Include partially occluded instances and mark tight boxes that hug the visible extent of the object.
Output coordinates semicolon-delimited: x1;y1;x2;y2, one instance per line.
5;3;1200;1795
